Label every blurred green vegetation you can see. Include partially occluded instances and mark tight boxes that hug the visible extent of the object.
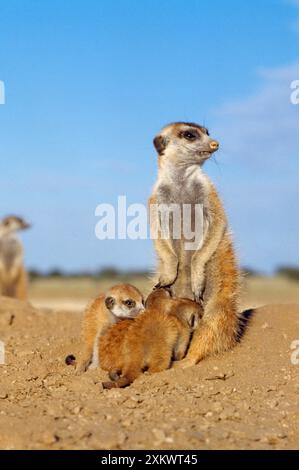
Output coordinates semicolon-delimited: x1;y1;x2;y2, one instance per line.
276;266;299;282
29;266;299;282
28;267;151;282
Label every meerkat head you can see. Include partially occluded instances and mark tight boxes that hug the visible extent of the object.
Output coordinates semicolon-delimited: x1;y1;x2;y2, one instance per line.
145;287;172;309
104;283;145;319
153;122;219;167
0;215;31;237
173;298;204;331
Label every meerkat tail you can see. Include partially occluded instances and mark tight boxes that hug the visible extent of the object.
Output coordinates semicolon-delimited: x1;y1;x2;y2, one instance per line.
65;354;77;366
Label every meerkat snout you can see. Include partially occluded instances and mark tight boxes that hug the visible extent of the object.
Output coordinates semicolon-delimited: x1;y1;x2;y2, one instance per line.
209;140;219;151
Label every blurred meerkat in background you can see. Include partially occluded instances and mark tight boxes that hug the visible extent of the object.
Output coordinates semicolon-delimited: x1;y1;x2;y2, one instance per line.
100;288;203;389
72;283;145;374
0;215;31;301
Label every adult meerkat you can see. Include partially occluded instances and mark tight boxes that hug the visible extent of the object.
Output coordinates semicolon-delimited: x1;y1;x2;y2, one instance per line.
149;122;240;368
73;283;145;374
0;215;31;300
100;288;203;389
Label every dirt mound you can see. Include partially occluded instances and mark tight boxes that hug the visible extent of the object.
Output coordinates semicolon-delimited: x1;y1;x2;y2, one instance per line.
0;297;298;449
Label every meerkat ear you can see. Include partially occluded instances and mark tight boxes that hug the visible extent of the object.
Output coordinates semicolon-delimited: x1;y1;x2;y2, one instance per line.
153;135;168;155
105;296;115;310
188;313;199;330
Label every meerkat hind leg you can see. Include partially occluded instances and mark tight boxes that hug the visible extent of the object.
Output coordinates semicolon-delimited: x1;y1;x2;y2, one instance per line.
172;329;192;362
147;350;172;374
174;237;239;368
175;310;237;369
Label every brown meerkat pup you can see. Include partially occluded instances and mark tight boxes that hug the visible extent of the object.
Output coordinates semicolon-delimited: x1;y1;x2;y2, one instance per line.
149;122;240;368
0;215;31;300
100;288;203;389
73;283;145;374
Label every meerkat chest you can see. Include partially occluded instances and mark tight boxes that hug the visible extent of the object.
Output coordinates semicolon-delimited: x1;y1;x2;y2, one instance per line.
156;178;206;206
0;237;22;272
155;169;210;213
154;170;210;250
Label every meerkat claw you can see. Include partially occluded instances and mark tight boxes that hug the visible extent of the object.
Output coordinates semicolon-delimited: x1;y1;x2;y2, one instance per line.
193;291;203;304
155;278;174;290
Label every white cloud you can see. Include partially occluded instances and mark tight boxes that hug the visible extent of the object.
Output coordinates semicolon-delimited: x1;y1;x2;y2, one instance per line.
213;1;299;169
214;62;299;169
210;58;299;272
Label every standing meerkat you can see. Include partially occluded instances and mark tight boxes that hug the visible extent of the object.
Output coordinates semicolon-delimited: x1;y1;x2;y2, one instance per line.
149;122;240;368
100;288;203;389
0;215;31;300
73;283;145;374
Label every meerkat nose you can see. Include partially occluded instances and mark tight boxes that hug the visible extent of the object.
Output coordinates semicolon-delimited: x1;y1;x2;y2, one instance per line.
209;140;219;151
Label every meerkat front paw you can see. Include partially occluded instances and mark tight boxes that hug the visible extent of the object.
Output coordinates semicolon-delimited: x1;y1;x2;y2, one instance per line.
172;358;197;369
191;273;205;303
75;359;91;375
155;273;176;288
156;260;178;288
192;284;204;303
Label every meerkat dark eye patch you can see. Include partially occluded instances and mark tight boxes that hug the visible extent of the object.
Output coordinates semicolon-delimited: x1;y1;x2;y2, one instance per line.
123;299;136;308
182;131;197;141
105;296;115;309
153;135;168;155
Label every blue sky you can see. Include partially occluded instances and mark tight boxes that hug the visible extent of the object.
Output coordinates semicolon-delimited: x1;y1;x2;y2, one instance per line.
0;0;298;273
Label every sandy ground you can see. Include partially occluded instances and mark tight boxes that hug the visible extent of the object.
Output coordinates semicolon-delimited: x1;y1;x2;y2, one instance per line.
0;295;298;450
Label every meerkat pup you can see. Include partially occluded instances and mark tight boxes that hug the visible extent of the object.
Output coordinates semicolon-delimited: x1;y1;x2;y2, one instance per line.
74;283;145;374
100;288;203;389
0;215;31;300
149;122;240;368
